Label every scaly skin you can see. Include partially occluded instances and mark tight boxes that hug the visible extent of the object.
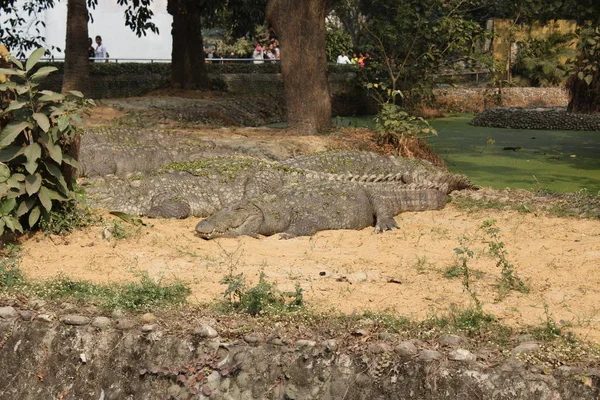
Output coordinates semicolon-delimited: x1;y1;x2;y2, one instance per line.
195;182;447;239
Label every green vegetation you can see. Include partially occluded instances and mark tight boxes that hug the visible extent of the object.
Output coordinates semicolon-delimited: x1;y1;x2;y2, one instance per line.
0;48;95;237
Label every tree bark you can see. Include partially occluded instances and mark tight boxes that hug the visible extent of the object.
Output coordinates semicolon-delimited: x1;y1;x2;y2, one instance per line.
267;0;332;133
62;0;90;188
567;71;600;113
167;0;210;90
62;0;89;95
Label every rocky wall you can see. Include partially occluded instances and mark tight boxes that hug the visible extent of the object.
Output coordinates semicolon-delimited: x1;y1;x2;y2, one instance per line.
0;304;598;400
471;106;600;130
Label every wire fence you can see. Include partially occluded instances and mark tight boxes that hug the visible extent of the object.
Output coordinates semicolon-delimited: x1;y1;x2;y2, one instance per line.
39;57;280;64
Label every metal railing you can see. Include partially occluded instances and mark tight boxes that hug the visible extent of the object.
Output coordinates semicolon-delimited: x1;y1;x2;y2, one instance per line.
39;57;281;63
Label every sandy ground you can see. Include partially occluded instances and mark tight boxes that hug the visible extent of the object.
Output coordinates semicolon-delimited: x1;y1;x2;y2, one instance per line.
18;204;600;342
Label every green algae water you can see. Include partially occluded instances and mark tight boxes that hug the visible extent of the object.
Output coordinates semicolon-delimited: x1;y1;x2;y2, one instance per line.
428;116;600;193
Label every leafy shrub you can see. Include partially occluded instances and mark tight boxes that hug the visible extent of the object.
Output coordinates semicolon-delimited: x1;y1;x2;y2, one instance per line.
326;28;354;62
0;48;95;236
374;103;437;147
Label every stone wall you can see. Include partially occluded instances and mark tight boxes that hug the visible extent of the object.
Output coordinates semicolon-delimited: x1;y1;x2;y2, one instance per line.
0;304;598;400
471;106;600;130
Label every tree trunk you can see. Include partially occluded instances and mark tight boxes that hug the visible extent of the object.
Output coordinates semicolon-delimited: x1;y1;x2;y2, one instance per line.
567;70;600;113
167;0;210;90
267;0;332;133
61;0;89;188
62;0;89;95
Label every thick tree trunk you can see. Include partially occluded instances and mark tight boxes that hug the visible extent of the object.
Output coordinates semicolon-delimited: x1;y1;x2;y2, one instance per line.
567;70;600;113
62;0;89;95
62;0;89;188
167;0;210;90
267;0;332;133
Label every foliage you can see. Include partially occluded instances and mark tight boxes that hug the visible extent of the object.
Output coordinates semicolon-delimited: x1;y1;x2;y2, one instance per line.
566;23;600;112
453;234;482;310
373;103;437;147
325;28;354;62
0;48;95;237
220;271;303;316
481;219;529;298
0;243;25;290
512;32;576;87
37;199;95;234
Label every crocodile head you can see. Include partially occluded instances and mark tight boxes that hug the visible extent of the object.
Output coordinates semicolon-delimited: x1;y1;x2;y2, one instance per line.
195;200;264;239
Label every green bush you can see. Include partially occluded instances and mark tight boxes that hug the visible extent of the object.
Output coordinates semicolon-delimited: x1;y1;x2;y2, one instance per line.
0;48;95;236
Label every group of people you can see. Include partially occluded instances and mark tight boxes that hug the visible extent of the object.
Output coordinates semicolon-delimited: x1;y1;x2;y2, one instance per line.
88;35;109;63
336;50;369;67
252;39;281;64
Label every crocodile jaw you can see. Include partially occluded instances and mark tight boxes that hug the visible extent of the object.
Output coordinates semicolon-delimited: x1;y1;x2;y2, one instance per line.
195;202;263;239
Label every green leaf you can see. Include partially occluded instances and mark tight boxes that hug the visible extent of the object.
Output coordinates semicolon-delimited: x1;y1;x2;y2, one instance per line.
16;197;35;217
43;161;69;195
584;74;593;85
0;122;30;146
28;206;41;227
38;186;52;211
110;211;147;226
33;112;51;132
0;218;4;236
26;48;46;71
46;142;63;164
68;90;84;98
4;215;23;233
38;91;65;102
1;100;26;115
57;115;70;131
29;66;58;82
0;68;20;76
0;197;16;215
62;154;81;169
8;55;24;70
23;143;42;174
25;173;42;195
0;183;7;197
47;189;69;201
0;146;25;162
0;163;10;180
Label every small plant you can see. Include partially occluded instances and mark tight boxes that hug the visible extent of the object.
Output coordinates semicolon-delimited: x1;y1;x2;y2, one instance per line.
531;304;563;341
481;219;529;298
0;47;95;236
453;234;481;310
0;243;25;290
220;271;303;316
37;199;95;235
373;103;437;147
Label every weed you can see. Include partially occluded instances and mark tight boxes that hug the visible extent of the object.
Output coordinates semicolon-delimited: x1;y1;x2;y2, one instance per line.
531;304;564;341
412;255;433;274
38;200;96;235
453;235;482;310
219;271;303;316
0;244;25;290
103;218;141;241
481;219;529;298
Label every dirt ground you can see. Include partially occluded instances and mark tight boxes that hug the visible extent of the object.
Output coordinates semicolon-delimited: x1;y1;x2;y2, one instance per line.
14;99;600;344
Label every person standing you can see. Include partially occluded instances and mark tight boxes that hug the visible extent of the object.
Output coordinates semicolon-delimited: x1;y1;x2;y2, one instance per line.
88;38;95;62
252;42;264;64
336;50;351;64
94;35;109;63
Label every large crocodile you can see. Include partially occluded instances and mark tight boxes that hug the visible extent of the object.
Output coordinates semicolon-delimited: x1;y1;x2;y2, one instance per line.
280;150;474;194
84;156;407;218
195;182;447;239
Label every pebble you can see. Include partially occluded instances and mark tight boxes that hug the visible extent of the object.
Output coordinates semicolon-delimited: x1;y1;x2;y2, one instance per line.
512;343;540;355
516;334;536;343
267;336;284;346
37;314;54;323
351;329;368;337
395;341;418;357
448;349;476;362
368;343;392;354
296;340;316;348
91;317;112;329
111;309;125;318
115;318;136;330
439;334;462;347
141;324;157;333
418;349;442;361
377;332;395;342
195;324;218;338
19;310;35;321
0;306;18;319
140;313;157;323
27;299;46;310
244;333;264;345
322;339;338;352
60;315;90;326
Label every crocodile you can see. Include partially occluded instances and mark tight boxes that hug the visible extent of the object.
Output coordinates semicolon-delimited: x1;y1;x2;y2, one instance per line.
279;150;474;194
195;182;447;239
84;156;407;219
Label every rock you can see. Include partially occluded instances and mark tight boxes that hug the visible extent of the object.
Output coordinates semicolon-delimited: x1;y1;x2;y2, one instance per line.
516;334;536;343
448;349;476;362
418;349;442;362
60;315;90;326
439;334;462;347
91;317;112;329
19;310;35;321
61;302;76;311
37;314;54;323
267;336;284;346
27;299;46;309
236;372;251;389
111;309;125;318
512;343;540;355
141;324;157;333
244;333;264;345
296;340;317;349
0;306;18;319
368;343;392;354
395;341;418;357
140;313;157;323
351;329;368;337
115;318;136;330
166;384;181;398
377;332;395;342
348;271;368;283
322;339;338;352
195;324;218;338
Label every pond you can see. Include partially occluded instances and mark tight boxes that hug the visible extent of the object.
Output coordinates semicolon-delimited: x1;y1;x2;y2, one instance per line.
330;115;600;194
